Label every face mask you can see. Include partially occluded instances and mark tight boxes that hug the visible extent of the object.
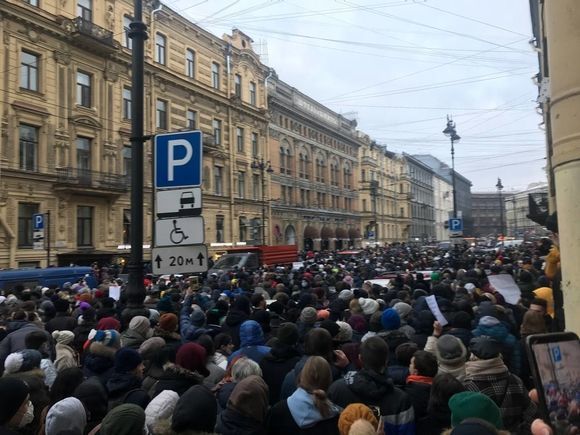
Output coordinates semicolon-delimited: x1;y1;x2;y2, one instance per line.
18;401;34;428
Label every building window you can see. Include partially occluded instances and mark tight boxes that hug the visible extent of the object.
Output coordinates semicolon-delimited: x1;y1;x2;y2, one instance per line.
122;87;132;120
299;153;309;179
236;127;244;152
252;174;260;200
212;119;222;145
122;146;131;176
123;15;133;49
214;166;223;195
18;202;38;248
216;215;224;243
237;171;245;198
155;33;166;65
76;137;91;177
211;62;220;89
251;133;259;157
234;74;241;97
315;158;325;183
19;124;38;171
362;199;367;212
343;165;352;189
76;71;91;107
156;99;167;130
77;206;93;247
77;0;92;21
186;49;195;78
25;0;39;6
249;81;257;106
239;217;247;242
400;207;405;217
187;110;196;129
20;51;39;91
122;209;131;244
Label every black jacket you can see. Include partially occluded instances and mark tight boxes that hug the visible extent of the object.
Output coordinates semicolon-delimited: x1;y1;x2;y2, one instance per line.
328;369;415;435
260;345;302;405
223;310;249;349
216;407;265;435
387;364;409;387
265;399;339;435
45;314;77;333
404;380;432;420
416;402;453;435
106;372;149;410
152;363;204;397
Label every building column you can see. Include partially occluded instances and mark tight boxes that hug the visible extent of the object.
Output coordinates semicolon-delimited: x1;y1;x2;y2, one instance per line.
546;0;580;334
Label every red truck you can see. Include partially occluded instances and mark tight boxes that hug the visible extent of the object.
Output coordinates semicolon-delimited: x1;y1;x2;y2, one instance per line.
208;245;298;275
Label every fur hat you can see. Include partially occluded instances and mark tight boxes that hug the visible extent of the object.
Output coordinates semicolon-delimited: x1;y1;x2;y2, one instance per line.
4;349;42;375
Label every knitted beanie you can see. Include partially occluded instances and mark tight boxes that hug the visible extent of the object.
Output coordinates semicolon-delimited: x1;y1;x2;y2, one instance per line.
338;403;378;435
87;329;120;347
449;391;503;429
129;316;152;338
158;313;178;332
138;337;166;361
52;330;75;345
97;316;121;331
299;307;318;324
335;321;353;343
358;298;380;316
393;302;412;320
114;347;142;373
380;308;401;331
338;289;354;301
4;349;42;375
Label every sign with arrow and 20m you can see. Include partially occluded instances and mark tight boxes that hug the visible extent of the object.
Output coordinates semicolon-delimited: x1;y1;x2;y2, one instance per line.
152;245;208;275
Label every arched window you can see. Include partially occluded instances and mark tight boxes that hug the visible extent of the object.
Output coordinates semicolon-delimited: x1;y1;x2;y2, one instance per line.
315;156;325;182
343;163;352;189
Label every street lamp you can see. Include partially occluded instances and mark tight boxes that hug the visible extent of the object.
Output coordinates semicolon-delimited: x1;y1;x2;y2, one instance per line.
443;116;461;218
251;157;273;245
496;178;504;243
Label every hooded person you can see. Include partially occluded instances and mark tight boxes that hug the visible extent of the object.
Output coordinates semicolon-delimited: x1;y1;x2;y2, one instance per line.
217;375;270;435
223;296;251;349
82;329;120;384
180;291;211;343
106;347;149;411
153;342;206;397
260;322;302;405
24;329;58;388
463;337;536;433
144;389;179;434
328;337;415;435
0;377;34;435
97;404;146;435
74;377;109;433
228;320;272;364
170;385;217;434
45;397;87;435
297;307;318;342
266;356;341;435
416;373;465;435
424;331;467;381
121;316;153;350
471;315;521;376
52;330;79;372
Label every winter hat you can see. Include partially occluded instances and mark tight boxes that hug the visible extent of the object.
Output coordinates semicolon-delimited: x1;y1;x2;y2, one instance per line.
45;397;87;435
190;309;206;327
338;403;378;435
54;298;70;313
148;309;160;325
348;314;368;333
97;316;121;331
520;310;546;335
335;321;353;343
317;309;330;320
87;329;120;347
348;419;377;435
156;296;174;313
436;335;467;365
299;307;318;324
320;320;340;338
277;322;299;346
469;337;501;360
3;349;42;375
176;343;210;377
172;385;217;433
158;313;178;332
228;375;269;422
73;378;108;425
52;330;75;345
449;391;503;429
339;289;354;301
114;347;142;373
139;337;166;361
145;389;179;434
381;308;401;331
99;404;145;435
464;283;476;295
358;298;380;316
129;316;152;338
450;419;500;435
0;377;30;425
393;302;412;320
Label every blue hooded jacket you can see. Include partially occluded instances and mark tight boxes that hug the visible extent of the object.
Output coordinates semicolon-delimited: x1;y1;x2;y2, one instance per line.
228;320;271;364
472;316;521;375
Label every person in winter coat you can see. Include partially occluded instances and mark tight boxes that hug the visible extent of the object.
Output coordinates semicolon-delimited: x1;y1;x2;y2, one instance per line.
260;322;302;405
228;320;271;364
96;404;146;435
216;375;269;435
387;342;418;387
45;298;76;333
424;322;468;381
463;336;537;434
296;307;318;342
266;356;340;435
472;315;521;376
0;377;34;435
72;305;97;354
152;342;207;397
144;389;179;434
168;385;217;434
52;330;79;372
393;302;416;338
410;310;435;350
24;330;58;388
519;310;546;390
215;357;262;411
417;373;465;435
121;316;152;350
180;293;211;342
153;313;182;349
222;296;251;349
195;334;226;389
73;377;108;433
328;336;416;435
45;397;87;435
213;333;234;370
106;347;149;410
405;350;437;421
82;329;120;385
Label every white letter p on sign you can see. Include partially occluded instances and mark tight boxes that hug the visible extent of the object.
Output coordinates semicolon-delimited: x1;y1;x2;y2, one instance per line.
168;139;193;182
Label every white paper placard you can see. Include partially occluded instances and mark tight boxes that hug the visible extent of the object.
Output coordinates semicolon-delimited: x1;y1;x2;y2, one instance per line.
487;274;521;305
109;285;121;301
426;295;449;327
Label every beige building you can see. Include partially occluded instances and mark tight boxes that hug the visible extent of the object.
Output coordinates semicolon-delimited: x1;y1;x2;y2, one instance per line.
0;0;269;267
358;142;410;245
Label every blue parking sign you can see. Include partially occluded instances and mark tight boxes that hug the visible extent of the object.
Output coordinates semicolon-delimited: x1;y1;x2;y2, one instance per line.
449;218;463;232
33;213;44;230
155;131;202;188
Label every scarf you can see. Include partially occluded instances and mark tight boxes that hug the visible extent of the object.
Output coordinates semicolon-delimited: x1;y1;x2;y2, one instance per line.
406;375;433;385
465;356;507;378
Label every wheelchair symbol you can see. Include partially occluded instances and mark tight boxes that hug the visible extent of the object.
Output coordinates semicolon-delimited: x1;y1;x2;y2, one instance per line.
169;220;189;244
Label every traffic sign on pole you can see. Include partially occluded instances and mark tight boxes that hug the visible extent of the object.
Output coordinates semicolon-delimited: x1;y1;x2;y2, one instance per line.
154;217;205;247
33;213;45;250
155;131;202;189
449;218;463;236
155;187;202;219
152;244;208;275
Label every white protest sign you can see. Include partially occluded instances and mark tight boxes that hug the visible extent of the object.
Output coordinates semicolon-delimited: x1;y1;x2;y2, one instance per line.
426;295;449;327
487;274;521;305
109;285;121;301
292;262;304;270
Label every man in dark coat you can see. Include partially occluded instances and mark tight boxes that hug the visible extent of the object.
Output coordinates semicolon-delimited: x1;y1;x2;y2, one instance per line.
106;348;149;410
45;298;76;333
404;350;437;421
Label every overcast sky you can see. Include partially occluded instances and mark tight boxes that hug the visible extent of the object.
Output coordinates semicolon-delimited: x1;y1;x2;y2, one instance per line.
170;0;546;192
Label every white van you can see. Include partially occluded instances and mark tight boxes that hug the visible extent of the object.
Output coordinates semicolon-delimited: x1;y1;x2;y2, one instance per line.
495;239;524;251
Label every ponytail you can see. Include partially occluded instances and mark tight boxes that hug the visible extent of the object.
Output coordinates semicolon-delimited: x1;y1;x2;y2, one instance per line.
311;388;332;418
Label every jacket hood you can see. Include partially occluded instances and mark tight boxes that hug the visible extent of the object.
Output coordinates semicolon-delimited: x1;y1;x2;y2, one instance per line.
473;323;511;343
217;407;261;434
346;369;394;401
239;320;264;347
287;387;340;429
45;397;87;435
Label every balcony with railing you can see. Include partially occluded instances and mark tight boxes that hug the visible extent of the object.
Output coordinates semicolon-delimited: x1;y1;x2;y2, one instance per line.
60;17;117;52
55;167;129;196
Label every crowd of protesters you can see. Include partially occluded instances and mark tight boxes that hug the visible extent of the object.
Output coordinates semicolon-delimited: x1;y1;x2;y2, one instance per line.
0;234;569;435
